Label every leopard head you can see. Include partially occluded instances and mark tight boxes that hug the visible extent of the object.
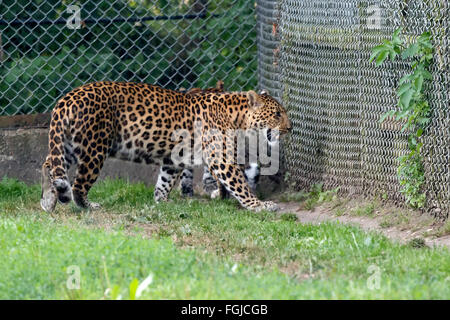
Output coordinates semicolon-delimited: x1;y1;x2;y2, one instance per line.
244;90;291;143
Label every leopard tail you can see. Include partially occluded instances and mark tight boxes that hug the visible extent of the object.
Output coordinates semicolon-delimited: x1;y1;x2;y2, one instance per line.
40;107;72;212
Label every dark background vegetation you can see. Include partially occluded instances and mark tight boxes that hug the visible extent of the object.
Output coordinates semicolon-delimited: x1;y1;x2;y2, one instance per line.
0;0;257;115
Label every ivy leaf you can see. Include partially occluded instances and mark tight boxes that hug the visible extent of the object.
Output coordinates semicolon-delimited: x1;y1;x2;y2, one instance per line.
397;82;412;97
418;117;431;126
418;31;432;46
375;51;389;66
416;128;423;137
399;74;411;85
389;50;398;61
409;135;417;147
402;43;419;59
400;123;409;132
399;89;414;110
393;27;402;37
369;45;386;63
396;109;411;121
379;110;395;123
422;69;433;80
392;28;403;46
414;75;424;93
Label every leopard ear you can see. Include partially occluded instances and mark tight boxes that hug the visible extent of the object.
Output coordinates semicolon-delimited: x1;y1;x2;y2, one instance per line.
216;80;224;91
187;87;202;95
246;90;262;108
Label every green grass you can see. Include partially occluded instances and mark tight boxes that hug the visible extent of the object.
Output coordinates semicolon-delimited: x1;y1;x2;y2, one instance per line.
1;177;450;299
0;215;304;299
278;183;339;210
351;202;377;217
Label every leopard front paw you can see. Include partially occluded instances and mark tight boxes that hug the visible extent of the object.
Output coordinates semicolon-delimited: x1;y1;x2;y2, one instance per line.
252;201;279;213
40;189;57;213
180;185;194;198
154;189;167;203
88;202;102;210
210;189;221;199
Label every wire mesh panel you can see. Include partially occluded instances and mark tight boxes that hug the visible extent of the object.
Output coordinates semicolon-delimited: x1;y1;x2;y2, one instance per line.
396;1;450;217
358;1;410;204
260;0;449;218
280;0;363;195
0;0;257;115
256;0;281;99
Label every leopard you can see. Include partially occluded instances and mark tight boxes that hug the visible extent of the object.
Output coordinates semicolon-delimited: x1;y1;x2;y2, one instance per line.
40;81;291;213
178;80;226;197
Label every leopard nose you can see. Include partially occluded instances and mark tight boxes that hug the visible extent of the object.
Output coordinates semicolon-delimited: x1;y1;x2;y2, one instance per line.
287;120;292;132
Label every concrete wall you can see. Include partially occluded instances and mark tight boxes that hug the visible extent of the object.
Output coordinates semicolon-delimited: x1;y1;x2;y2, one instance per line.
0;114;283;197
0;127;203;188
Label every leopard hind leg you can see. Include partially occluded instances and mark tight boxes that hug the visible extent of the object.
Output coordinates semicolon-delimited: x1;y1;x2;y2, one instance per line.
40;156;58;212
154;159;182;202
180;168;194;197
71;146;106;210
71;119;111;210
40;123;73;212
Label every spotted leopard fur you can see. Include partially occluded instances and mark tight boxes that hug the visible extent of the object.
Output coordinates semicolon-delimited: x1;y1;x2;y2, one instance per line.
178;81;263;198
40;81;291;213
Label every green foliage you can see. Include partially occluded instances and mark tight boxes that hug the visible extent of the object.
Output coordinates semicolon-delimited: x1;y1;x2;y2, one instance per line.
352;202;377;217
408;238;427;249
0;177;39;203
0;0;257;115
304;184;339;210
278;183;339;210
1;46;123;114
1;178;450;299
370;29;433;208
280;213;298;222
188;0;257;90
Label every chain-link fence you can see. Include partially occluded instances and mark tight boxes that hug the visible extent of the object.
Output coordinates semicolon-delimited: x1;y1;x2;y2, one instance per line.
0;0;256;115
2;1;449;217
256;0;281;99
258;0;449;218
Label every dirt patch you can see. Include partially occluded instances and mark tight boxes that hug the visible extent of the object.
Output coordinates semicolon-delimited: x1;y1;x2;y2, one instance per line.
276;201;450;249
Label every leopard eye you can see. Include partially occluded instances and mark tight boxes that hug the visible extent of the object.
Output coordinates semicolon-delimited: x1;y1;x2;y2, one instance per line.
275;111;281;118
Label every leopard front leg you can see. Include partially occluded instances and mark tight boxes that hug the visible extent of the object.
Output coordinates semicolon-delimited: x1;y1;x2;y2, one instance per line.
202;166;220;195
154;164;182;202
208;169;228;200
179;168;194;197
207;161;277;212
40;156;57;212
